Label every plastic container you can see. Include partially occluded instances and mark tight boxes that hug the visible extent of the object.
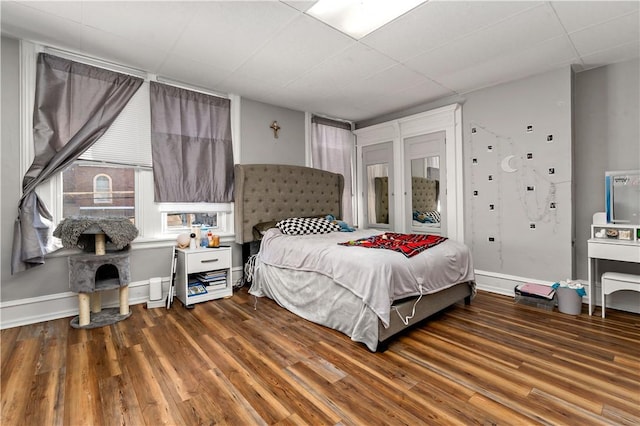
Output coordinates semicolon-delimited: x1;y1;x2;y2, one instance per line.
556;287;582;315
514;293;555;311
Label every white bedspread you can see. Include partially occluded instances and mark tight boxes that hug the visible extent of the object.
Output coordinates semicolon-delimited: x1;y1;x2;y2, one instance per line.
255;228;475;327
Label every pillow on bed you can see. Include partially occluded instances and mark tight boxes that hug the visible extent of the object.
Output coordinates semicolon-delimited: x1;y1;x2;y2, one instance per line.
252;221;279;240
276;217;340;235
413;210;441;223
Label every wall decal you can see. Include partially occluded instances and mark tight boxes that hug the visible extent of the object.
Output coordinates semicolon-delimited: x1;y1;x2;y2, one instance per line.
500;155;517;173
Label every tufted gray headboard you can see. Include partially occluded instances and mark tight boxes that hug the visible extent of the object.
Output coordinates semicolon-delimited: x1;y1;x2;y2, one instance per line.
412;177;439;213
234;164;344;244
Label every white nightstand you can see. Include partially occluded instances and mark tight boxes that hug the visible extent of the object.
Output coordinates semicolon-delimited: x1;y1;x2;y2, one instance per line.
175;246;232;306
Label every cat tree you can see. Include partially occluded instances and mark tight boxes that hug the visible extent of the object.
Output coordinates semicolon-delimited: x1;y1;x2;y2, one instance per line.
54;217;138;328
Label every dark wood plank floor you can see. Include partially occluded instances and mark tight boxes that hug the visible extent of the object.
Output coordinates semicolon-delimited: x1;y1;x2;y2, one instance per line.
2;288;639;425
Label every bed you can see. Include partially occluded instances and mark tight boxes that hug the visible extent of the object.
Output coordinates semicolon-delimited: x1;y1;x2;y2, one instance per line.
234;164;475;351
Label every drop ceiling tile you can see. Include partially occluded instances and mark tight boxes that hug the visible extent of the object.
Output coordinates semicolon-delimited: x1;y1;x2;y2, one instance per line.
361;1;542;62
355;80;456;118
569;11;640;56
170;1;300;72
551;1;639;33
3;0;83;22
580;40;640;70
233;14;355;86
79;26;168;72
438;35;577;94
348;64;435;97
81;1;196;48
217;73;281;101
405;3;566;79
282;1;317;12
0;2;84;50
157;55;231;91
286;44;397;93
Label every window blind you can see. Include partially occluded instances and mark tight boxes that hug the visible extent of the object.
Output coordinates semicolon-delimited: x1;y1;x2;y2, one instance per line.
79;81;152;167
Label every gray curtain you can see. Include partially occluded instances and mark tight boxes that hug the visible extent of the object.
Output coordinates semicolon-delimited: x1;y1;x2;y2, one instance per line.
149;82;234;203
11;53;143;274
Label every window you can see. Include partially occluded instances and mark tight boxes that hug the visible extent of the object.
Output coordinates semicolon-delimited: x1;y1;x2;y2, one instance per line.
20;42;238;241
64;165;135;219
93;173;113;204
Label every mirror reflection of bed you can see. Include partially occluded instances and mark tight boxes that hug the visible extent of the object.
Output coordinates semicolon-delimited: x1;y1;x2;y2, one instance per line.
411;156;441;235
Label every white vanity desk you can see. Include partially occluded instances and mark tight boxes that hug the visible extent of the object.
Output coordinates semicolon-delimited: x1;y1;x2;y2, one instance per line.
587;220;640;316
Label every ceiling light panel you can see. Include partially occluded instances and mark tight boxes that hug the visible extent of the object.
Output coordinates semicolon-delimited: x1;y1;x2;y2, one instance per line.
307;0;427;40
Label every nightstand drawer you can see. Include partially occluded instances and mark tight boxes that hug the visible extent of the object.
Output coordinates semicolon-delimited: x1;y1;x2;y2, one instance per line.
186;249;231;274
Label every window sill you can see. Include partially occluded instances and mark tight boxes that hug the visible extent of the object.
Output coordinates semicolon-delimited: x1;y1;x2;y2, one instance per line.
47;234;236;258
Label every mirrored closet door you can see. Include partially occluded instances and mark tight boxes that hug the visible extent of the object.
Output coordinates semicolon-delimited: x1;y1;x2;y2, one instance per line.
362;142;393;229
404;131;446;235
355;103;464;241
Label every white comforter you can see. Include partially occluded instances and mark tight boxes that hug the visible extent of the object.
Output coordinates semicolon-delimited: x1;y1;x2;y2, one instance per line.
254;228;475;327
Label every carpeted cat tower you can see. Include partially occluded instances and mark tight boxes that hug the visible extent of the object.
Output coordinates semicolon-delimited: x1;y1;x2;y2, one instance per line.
54;217;138;329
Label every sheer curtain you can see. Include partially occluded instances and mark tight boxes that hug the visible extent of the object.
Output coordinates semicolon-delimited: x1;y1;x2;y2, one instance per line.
11;53;143;274
310;116;354;224
149;82;234;203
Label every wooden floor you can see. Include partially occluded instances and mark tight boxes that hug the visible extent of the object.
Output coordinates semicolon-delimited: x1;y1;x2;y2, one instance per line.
2;288;639;426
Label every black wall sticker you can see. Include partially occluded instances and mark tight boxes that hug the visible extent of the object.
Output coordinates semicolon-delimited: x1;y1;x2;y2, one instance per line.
488;175;493;181
530;223;536;229
527;153;533;159
547;134;553;142
489;204;495;210
487;145;493;152
549;168;555;175
550;202;556;209
527;186;535;191
471;127;477;133
526;125;533;133
472;158;478;164
488;237;495;242
473;190;478;196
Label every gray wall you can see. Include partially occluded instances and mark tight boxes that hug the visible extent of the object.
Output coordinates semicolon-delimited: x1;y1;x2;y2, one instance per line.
574;59;640;310
463;68;573;281
240;98;305;166
574;58;640;280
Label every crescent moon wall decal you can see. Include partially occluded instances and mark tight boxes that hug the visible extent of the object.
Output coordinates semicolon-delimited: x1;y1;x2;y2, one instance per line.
501;155;517;173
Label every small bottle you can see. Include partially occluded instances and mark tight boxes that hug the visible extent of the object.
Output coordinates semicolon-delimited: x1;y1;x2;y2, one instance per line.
189;233;197;250
201;227;208;247
207;231;214;248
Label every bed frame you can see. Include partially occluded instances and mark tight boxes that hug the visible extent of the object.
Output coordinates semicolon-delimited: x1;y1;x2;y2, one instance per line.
234;163;471;350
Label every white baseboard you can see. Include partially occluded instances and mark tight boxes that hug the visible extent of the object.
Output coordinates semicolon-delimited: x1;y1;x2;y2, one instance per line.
0;267;243;329
475;270;640;315
474;269;560;298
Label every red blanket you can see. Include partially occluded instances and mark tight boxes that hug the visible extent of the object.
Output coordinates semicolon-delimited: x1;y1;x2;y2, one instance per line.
339;232;447;258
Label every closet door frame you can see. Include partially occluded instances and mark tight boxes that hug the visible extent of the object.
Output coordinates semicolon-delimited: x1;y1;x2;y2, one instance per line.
355;103;464;241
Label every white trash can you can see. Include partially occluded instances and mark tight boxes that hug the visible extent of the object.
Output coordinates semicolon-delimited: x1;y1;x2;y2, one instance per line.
556;287;582;315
